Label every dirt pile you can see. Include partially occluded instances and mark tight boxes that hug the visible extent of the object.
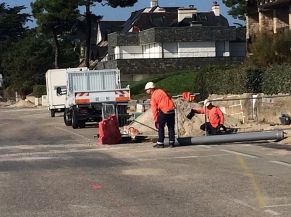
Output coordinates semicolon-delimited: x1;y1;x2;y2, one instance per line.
7;99;36;108
0;101;14;107
129;98;241;137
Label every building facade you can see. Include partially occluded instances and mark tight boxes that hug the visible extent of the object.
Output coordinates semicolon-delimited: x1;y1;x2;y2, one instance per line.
95;1;246;82
247;0;291;42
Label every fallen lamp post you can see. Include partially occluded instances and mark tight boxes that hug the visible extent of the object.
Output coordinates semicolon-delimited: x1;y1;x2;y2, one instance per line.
164;130;285;146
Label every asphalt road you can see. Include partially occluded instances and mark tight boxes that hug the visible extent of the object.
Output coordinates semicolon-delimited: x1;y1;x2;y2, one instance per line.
0;106;291;217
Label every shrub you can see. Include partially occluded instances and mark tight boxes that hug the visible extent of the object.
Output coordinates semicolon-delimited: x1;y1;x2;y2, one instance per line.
32;85;46;98
250;31;291;66
262;64;291;94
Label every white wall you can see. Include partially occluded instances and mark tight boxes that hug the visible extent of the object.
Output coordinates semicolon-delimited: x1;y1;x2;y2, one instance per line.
114;41;236;59
115;46;143;59
143;43;162;58
178;42;216;57
163;43;178;58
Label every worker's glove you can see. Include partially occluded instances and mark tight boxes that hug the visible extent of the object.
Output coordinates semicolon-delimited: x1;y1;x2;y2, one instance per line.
186;109;195;120
155;122;159;129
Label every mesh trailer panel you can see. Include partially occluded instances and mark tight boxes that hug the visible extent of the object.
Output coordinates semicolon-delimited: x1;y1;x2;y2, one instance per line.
67;69;121;93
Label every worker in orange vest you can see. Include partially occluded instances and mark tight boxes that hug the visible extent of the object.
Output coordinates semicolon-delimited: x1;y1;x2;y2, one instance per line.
145;82;176;148
187;99;225;135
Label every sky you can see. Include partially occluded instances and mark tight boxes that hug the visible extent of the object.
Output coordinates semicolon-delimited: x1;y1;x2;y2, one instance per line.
3;0;244;27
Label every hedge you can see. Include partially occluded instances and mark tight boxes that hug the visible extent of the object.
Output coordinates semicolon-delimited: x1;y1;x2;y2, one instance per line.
129;64;291;100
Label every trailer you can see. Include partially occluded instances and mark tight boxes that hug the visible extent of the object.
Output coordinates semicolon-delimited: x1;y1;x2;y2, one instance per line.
59;69;130;129
45;67;88;117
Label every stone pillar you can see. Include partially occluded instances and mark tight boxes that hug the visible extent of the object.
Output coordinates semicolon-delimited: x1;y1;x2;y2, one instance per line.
273;9;277;34
259;11;263;32
289;5;291;30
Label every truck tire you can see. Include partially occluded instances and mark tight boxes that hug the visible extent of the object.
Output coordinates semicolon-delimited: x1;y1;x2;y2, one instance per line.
64;109;72;126
50;109;55;117
72;110;79;129
78;121;86;128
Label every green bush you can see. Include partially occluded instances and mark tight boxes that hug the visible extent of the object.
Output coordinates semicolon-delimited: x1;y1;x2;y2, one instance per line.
3;86;15;98
249;33;274;66
262;64;291;94
250;31;291;66
130;63;291;100
32;85;46;98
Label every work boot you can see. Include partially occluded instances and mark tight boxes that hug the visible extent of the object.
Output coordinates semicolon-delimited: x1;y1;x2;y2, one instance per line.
169;142;175;148
153;142;164;148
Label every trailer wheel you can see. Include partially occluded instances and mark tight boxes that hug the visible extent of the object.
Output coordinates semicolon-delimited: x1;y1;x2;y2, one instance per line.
50;110;55;117
64;109;72;126
72;110;79;129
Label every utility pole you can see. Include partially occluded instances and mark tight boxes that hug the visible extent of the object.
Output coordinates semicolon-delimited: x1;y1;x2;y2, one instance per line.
85;0;91;68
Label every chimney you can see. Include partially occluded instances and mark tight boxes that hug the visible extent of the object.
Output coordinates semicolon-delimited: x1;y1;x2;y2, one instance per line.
212;1;220;16
151;0;158;7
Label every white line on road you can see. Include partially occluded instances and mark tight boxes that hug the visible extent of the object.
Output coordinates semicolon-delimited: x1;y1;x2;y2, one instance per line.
196;145;212;149
0;108;44;112
0;156;61;162
233;199;281;216
54;126;94;142
264;209;280;216
0;148;111;159
233;199;258;211
220;149;258;158
0;143;93;150
136;154;231;162
265;203;291;208
269;161;291;168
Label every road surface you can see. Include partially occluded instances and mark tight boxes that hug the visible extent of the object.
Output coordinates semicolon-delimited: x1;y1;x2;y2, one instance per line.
0;106;291;217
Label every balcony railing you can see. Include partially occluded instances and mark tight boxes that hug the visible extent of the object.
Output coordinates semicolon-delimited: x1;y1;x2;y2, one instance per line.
108;50;245;60
110;51;220;60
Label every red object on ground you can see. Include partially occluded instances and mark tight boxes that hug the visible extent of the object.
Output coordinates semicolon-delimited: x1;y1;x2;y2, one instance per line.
182;92;195;102
98;115;121;144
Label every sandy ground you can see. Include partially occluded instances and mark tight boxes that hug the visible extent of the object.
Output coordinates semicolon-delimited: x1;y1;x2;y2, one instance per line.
129;98;291;145
0;99;36;108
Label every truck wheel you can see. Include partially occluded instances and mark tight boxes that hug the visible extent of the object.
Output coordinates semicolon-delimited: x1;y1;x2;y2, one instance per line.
78;121;86;128
64;109;72;126
50;110;55;117
72;111;79;129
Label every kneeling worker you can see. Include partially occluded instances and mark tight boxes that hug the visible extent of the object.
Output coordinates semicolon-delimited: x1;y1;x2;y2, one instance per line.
145;82;176;148
187;99;225;135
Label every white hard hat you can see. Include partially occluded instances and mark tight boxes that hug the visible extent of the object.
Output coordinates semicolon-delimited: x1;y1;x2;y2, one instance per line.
204;99;211;107
144;82;155;90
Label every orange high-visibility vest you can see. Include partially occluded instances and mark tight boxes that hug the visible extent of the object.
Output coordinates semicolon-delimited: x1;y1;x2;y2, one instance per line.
151;89;175;121
196;106;224;128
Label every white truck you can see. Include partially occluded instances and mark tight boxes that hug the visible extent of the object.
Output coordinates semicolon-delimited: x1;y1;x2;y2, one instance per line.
45;67;88;117
58;69;130;129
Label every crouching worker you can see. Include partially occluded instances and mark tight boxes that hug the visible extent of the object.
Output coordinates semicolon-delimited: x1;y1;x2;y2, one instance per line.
187;99;225;135
145;82;176;148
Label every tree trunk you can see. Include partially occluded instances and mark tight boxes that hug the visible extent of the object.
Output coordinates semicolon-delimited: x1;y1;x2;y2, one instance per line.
53;30;60;69
85;2;91;68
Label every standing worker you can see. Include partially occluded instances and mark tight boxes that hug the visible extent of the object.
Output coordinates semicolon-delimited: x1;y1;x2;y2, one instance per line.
187;99;225;135
145;82;176;148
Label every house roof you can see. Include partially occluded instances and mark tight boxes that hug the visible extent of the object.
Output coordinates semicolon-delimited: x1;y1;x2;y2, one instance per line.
121;7;229;33
98;21;126;42
179;12;229;27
